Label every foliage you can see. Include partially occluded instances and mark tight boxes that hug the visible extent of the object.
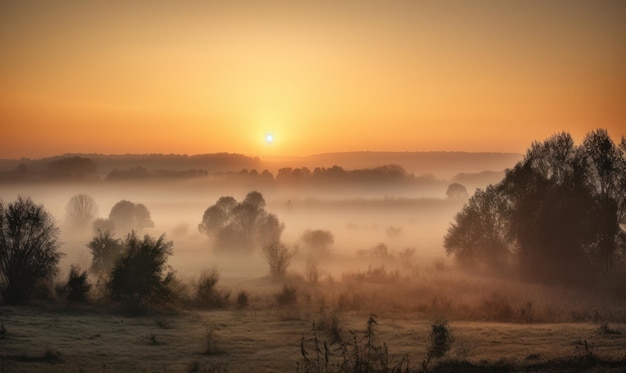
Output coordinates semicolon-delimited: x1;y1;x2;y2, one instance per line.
444;129;626;285
445;183;468;201
88;229;123;274
64;265;91;302
0;196;62;304
65;193;98;229
262;241;294;277
193;268;230;309
301;229;335;256
108;200;154;234
198;191;285;252
106;232;174;314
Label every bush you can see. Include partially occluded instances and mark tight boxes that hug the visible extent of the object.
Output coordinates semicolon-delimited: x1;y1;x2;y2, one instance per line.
276;284;297;307
0;196;62;304
107;232;175;314
193;268;230;309
65;265;91;302
236;291;249;309
262;241;294;277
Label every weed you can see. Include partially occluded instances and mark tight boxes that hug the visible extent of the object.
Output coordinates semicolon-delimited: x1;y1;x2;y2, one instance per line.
298;314;409;373
422;318;453;372
573;339;595;361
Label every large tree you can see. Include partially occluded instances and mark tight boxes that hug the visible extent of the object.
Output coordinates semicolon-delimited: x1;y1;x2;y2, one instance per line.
198;191;284;251
444;130;626;285
0;197;62;304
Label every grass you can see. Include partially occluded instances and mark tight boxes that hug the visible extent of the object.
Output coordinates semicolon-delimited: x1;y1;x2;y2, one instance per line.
1;305;626;372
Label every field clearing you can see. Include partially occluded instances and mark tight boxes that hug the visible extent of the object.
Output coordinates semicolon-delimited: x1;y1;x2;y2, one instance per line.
1;306;625;372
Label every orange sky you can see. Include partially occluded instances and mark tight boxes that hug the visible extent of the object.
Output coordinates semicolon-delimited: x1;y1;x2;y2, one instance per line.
1;1;625;159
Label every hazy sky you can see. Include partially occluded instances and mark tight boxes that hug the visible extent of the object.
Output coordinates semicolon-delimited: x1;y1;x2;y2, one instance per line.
1;1;624;159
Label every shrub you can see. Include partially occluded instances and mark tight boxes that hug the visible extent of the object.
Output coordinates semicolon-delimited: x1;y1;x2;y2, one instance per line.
276;284;297;307
262;241;294;277
106;232;175;314
236;291;249;309
65;265;91;302
193;268;230;309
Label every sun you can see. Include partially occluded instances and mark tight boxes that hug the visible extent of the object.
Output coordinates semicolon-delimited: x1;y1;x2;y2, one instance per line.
265;133;275;144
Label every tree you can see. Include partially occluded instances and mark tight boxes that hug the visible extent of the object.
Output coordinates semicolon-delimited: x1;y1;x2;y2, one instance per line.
301;229;334;256
87;229;123;274
0;196;62;304
108;200;154;234
444;186;511;272
582;129;626;273
444;130;626;285
445;183;469;201
107;232;174;313
198;191;284;252
198;196;237;237
261;241;294;277
65;193;98;229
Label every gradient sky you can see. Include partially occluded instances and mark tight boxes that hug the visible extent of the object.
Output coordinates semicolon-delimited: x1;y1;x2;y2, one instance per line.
1;1;625;159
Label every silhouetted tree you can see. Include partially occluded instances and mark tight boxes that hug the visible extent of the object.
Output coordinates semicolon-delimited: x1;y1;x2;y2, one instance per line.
444;129;626;285
446;183;469;201
88;229;123;274
107;232;174;313
199;191;284;251
0;197;62;304
65;193;98;229
108;200;154;234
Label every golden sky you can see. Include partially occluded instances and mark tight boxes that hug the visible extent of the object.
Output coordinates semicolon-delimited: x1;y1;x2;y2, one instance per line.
1;1;625;159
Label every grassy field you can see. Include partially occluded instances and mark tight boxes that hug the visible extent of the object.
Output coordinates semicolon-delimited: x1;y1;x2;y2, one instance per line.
1;304;626;372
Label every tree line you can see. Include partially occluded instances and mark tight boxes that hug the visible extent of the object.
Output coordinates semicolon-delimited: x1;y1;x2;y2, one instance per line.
0;190;327;311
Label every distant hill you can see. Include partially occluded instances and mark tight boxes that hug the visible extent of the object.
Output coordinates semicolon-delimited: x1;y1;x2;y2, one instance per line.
0;151;523;182
263;151;522;178
0;153;262;178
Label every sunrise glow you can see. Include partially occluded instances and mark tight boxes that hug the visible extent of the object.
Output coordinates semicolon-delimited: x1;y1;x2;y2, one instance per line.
0;1;624;159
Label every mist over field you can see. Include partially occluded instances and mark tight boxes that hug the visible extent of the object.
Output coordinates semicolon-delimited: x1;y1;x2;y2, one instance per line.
1;136;626;372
